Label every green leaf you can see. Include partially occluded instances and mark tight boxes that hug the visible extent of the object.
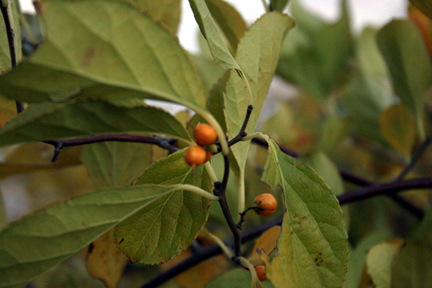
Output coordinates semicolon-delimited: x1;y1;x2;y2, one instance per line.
0;101;192;147
133;0;181;35
300;152;344;195
114;149;211;264
191;54;226;93
0;184;197;288
205;268;274;288
259;135;348;288
225;13;294;179
343;232;391;288
188;0;241;71
277;0;351;99
410;0;432;20
317;117;350;154
81;142;153;188
380;104;416;156
0;0;21;74
391;210;432;287
0;0;207;111
357;27;388;78
270;0;290;12
204;0;247;52
343;74;393;144
366;238;404;288
377;20;432;129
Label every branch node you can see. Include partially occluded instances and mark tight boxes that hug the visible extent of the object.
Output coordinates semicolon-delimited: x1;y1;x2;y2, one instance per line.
51;142;63;163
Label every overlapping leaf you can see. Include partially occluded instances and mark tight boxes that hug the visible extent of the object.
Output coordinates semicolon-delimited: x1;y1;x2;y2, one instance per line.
114;149;212;264
133;0;181;35
380;104;416;156
204;0;247;52
277;0;351;99
225;12;293;179
0;0;207;111
81;142;153;188
188;0;241;70
343;28;393;144
258;135;348;287
0;0;21;74
270;0;290;12
0;101;192;147
0;184;198;288
377;20;432;137
391;210;432;287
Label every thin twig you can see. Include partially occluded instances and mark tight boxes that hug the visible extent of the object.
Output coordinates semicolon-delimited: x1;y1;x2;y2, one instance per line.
337;177;432;204
213;153;242;259
394;134;432;181
44;134;179;162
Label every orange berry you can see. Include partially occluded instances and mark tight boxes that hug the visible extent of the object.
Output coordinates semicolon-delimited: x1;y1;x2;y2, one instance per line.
185;145;207;167
205;150;212;162
254;193;277;216
194;123;218;146
255;265;267;281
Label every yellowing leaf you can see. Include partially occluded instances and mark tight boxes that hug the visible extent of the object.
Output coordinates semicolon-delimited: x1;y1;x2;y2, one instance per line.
259;134;348;288
249;226;281;266
365;238;405;288
380;104;416;155
86;230;128;288
134;0;181;35
377;20;432;137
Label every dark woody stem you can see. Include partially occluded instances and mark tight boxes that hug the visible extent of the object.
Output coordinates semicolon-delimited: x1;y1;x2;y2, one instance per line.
0;4;24;113
45;134;179;162
212;105;255;261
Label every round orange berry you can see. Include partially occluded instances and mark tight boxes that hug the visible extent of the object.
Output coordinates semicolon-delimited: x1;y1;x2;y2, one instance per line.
255;265;267;281
185;145;207;167
194;123;218;146
254;193;277;216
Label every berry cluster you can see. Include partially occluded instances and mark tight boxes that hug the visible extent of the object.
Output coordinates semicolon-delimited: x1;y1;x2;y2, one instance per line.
185;123;218;167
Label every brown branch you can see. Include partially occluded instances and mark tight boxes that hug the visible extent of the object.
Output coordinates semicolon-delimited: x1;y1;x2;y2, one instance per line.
44;134;179;162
